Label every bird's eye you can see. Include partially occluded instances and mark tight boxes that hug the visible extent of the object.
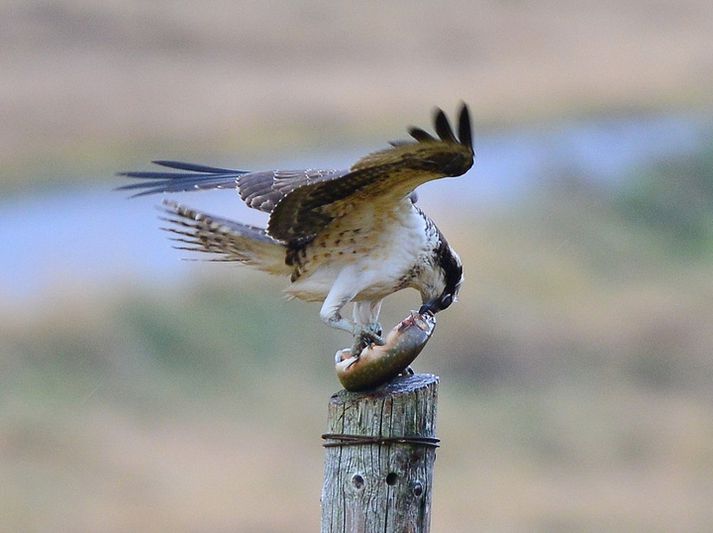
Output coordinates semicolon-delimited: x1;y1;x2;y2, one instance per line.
440;294;453;309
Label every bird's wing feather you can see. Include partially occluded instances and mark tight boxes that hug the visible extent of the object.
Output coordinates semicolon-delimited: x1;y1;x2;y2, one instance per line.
117;160;348;213
237;168;348;213
267;104;474;244
116;160;249;197
159;200;291;274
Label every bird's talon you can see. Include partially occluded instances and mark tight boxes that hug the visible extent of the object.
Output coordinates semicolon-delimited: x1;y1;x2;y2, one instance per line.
400;366;415;376
367;322;383;338
350;327;385;354
364;331;385;346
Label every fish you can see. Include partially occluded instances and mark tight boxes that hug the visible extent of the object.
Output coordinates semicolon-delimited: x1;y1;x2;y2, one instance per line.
334;311;437;391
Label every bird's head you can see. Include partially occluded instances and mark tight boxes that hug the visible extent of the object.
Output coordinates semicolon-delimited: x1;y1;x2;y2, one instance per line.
419;242;463;316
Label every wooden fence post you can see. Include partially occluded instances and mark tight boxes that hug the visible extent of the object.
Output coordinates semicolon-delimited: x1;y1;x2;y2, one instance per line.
321;373;439;533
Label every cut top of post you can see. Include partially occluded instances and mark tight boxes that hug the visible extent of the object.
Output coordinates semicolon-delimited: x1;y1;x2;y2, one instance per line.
329;373;439;403
323;373;440;448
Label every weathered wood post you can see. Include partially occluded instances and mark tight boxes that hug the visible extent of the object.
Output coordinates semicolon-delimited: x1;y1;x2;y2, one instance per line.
321;373;439;533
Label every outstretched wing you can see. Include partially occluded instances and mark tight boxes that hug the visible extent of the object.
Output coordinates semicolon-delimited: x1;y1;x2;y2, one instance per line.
117;103;473;245
267;103;474;244
117;161;348;215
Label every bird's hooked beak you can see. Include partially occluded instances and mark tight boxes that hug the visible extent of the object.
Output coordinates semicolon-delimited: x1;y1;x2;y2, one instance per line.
419;293;454;316
418;303;436;316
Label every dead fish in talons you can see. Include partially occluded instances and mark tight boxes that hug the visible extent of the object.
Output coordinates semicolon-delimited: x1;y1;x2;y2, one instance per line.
335;311;437;392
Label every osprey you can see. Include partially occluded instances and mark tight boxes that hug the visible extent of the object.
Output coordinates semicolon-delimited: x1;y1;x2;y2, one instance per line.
119;104;474;355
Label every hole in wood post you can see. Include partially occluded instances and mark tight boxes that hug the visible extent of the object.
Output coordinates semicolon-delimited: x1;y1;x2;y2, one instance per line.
411;480;423;497
386;472;398;485
351;474;364;489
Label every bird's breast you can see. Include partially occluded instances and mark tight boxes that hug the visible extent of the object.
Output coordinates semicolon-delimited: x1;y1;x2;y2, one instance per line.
286;202;433;301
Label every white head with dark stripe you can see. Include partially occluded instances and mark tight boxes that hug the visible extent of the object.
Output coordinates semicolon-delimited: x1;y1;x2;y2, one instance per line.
418;238;464;316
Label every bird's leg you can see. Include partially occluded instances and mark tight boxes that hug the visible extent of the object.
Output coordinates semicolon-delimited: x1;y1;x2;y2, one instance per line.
353;300;384;354
324;312;384;356
321;281;385;357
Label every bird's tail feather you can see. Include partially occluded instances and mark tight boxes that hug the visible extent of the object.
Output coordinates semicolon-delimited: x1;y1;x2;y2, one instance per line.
160;200;291;275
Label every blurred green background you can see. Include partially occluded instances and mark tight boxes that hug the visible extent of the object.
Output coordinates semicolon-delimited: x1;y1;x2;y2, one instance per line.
2;1;713;531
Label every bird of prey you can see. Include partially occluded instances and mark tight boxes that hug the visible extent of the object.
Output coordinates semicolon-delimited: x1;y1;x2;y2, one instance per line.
119;104;474;355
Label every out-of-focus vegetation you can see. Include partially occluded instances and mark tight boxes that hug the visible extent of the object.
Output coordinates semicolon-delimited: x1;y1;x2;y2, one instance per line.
616;143;713;255
3;144;713;531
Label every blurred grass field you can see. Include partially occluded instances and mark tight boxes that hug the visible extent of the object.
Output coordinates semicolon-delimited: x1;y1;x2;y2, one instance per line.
2;1;713;531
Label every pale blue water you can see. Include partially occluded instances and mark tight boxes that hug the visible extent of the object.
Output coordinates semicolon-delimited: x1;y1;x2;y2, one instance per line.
1;112;710;302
